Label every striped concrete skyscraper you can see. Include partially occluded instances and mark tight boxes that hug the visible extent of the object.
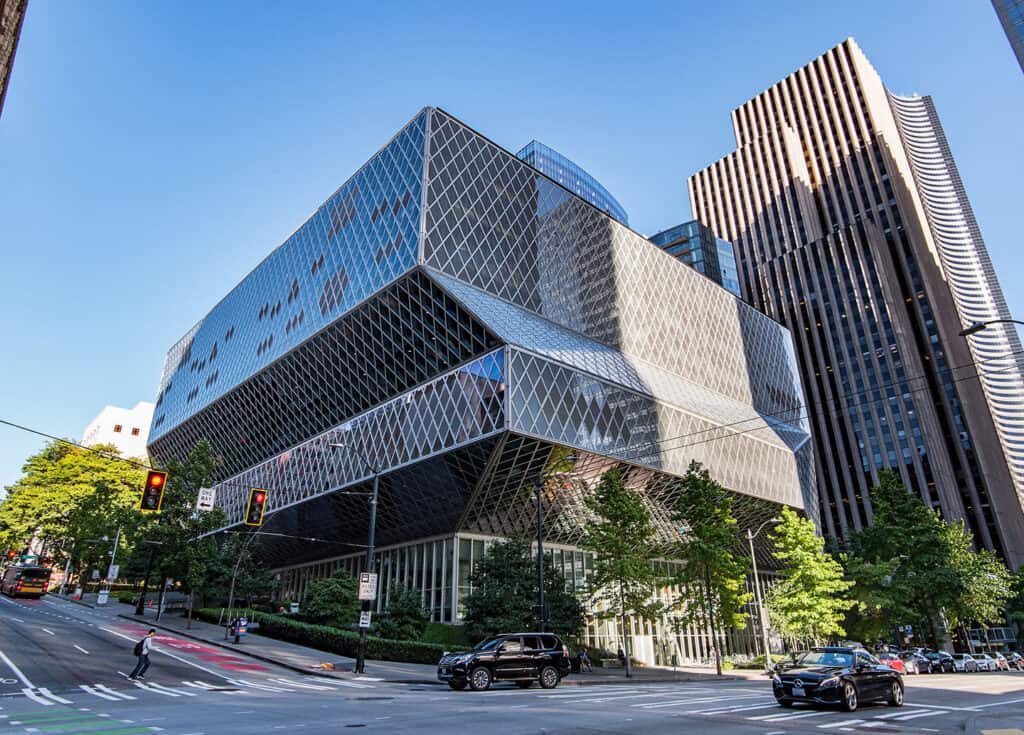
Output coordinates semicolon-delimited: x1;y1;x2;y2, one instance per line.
689;38;1024;566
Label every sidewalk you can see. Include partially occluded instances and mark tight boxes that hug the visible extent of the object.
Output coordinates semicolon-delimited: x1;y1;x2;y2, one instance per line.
113;605;757;686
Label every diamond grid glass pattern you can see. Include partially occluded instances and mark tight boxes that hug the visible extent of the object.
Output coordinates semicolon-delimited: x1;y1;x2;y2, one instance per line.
422;109;806;425
209;349;506;527
149;271;500;480
151;110;428;442
507;348;808;510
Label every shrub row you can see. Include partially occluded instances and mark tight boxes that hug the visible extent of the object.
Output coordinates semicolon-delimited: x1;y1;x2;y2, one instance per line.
194;609;448;665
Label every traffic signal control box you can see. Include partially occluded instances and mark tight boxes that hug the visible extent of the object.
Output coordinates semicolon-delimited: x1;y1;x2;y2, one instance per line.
245;488;268;527
140;470;168;511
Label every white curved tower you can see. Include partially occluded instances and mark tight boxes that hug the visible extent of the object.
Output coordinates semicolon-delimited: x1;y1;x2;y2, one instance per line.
890;93;1024;505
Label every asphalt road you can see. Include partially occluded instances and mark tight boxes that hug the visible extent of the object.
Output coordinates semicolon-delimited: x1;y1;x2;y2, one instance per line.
2;595;1023;734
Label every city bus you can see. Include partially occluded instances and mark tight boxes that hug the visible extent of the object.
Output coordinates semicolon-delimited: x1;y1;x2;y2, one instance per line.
1;564;51;598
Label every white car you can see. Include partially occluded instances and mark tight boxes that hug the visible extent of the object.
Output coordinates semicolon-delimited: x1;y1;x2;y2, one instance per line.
952;653;979;672
974;653;996;671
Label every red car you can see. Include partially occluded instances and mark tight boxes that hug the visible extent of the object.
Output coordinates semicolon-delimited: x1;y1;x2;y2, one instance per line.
878;653;906;674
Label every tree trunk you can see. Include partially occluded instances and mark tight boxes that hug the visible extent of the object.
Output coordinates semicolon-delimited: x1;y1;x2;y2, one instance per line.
704;568;722;676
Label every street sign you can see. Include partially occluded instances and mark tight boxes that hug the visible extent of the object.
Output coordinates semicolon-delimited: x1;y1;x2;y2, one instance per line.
358;611;372;628
97;589;109;605
196;487;216;512
91;569;100;580
107;564;119;581
358;572;378;601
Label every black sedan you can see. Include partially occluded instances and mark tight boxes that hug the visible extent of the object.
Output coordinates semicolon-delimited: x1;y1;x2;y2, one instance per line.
772;647;904;712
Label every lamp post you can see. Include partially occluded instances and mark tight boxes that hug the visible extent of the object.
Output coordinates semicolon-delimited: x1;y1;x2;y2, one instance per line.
747;519;781;673
329;440;380;676
958;319;1024;337
533;457;577;634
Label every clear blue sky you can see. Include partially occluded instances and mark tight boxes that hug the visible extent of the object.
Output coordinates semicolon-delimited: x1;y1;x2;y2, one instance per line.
1;1;1021;493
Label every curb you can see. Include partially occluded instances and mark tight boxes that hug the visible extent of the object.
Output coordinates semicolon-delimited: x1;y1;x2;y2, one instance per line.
56;594;97;609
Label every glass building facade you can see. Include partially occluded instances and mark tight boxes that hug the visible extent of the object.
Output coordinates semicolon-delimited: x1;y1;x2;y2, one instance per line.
149;107;814;664
993;0;1024;73
649;220;741;297
516;140;629;225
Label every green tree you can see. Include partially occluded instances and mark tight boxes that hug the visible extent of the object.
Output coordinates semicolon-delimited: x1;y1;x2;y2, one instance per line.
765;507;852;646
0;440;147;583
670;461;750;676
581;466;664;676
375;584;430;640
302;572;360;628
462;538;584;643
841;469;1014;648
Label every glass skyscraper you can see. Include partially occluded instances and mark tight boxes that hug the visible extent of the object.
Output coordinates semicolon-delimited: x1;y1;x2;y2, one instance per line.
149;107;813;664
689;39;1024;566
516;140;629;225
649;220;741;297
993;0;1024;73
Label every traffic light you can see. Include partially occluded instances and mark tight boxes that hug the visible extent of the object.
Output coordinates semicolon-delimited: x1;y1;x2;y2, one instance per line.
140;470;168;511
244;488;268;527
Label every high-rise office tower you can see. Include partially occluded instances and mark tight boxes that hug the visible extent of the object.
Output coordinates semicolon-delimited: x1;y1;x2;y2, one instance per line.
516;140;629;225
649;220;742;297
992;0;1024;73
689;38;1024;566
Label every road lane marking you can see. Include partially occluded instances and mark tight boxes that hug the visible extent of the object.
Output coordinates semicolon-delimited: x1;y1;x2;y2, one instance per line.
820;720;863;728
0;650;35;688
74;645;90;655
697;703;781;714
80;685;123;701
145;683;196;697
230;679;292;692
269;678;332;691
131;682;179;697
37;688;73;704
10;617;24;623
41;628;55;636
754;709;832;722
95;685;136;700
21;688;54;706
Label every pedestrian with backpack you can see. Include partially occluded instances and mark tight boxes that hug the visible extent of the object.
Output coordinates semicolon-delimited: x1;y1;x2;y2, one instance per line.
128;629;156;680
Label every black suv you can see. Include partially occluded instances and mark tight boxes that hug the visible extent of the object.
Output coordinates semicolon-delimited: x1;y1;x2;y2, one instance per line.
437;633;571;691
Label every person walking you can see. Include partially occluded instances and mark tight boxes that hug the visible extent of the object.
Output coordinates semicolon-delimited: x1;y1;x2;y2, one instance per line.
577;647;593;673
128;629;156;680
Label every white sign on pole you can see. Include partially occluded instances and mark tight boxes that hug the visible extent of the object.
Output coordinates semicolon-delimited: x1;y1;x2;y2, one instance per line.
97;589;109;605
358;572;378;601
107;564;119;581
196;487;216;512
358;611;372;628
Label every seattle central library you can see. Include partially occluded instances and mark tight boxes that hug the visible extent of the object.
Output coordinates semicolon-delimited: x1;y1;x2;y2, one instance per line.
148;108;816;664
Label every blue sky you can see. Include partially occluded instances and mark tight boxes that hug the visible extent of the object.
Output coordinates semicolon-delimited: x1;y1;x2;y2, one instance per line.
1;1;1021;492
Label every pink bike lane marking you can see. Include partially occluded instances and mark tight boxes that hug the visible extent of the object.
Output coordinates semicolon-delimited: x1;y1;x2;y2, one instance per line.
113;622;271;672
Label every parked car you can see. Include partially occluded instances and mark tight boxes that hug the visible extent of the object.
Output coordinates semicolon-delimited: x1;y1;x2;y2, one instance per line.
993;653;1011;672
951;653;979;673
772;646;904;712
899;651;927;675
437;633;571;691
974;653;996;672
877;653;905;674
1006;652;1024;671
924;651;955;673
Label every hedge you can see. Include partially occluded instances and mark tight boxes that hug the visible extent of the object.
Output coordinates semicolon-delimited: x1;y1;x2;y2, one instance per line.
194;608;448;665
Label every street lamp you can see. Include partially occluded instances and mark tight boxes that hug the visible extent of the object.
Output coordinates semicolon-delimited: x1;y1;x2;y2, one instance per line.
958;319;1024;337
534;457;577;634
747;518;781;673
329;439;380;676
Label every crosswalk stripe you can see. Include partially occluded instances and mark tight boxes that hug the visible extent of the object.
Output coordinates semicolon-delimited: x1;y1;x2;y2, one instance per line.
37;688;73;704
269;678;332;691
21;688;54;706
892;710;942;721
182;681;217;690
696;703;780;715
132;681;179;697
146;682;196;697
230;678;292;692
754;709;832;722
819;719;863;728
80;685;123;701
95;684;136;701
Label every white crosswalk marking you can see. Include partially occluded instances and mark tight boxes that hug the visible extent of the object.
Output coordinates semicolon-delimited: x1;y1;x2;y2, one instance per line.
132;681;179;697
230;678;293;692
80;685;123;701
269;677;333;691
697;702;780;715
21;688;54;706
753;709;832;722
819;719;863;728
37;687;73;704
182;680;218;690
146;682;197;697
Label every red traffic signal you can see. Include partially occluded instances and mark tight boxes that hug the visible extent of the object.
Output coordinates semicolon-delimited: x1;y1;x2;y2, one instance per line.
140;470;169;511
244;488;268;527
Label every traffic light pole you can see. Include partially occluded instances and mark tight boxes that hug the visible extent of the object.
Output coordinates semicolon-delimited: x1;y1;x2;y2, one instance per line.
225;528;261;640
536;475;545;634
354;471;379;675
